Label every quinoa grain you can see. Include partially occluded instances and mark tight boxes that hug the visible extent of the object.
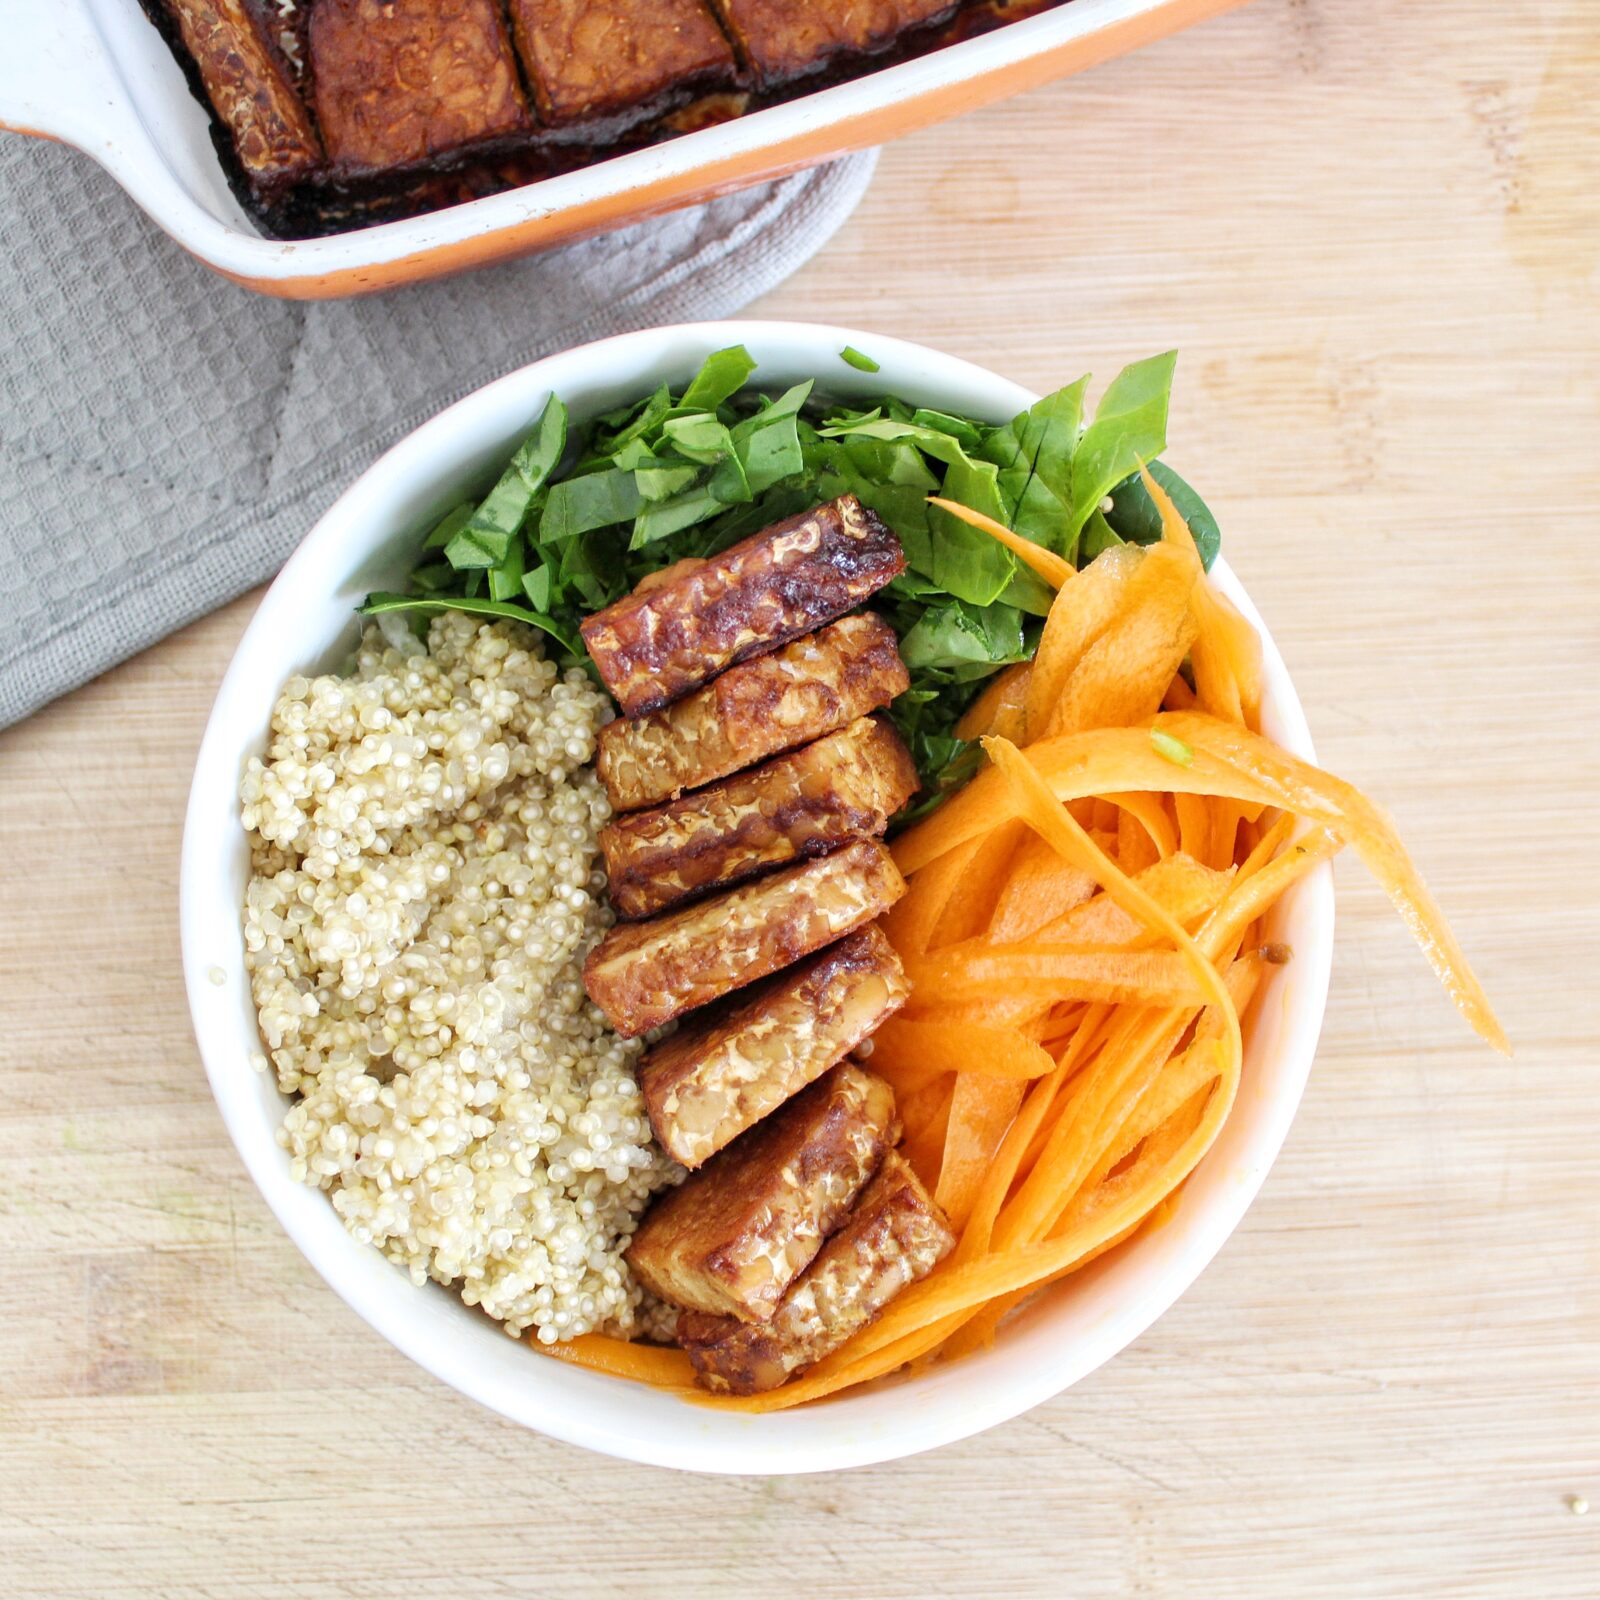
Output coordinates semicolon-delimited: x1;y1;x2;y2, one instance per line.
241;614;679;1343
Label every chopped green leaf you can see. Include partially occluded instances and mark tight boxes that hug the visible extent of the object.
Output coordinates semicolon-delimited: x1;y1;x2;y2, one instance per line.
1151;729;1195;768
521;563;553;611
839;345;881;373
424;503;474;549
486;534;525;601
447;396;569;568
681;345;757;410
540;468;643;542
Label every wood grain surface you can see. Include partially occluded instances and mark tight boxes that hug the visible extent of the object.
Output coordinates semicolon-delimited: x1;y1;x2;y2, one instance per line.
2;1;1596;1595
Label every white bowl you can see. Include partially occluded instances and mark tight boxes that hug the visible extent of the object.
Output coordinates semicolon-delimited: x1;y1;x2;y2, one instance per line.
182;320;1333;1473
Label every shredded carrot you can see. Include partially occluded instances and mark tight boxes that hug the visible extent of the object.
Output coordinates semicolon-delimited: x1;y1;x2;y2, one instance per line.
936;1074;1029;1231
539;1334;698;1389
954;660;1031;742
870;1018;1057;1081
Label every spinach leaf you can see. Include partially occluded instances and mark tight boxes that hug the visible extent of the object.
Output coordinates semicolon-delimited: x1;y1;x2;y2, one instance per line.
445;396;568;567
540;468;643;542
900;601;1027;674
1069;351;1176;537
680;345;757;410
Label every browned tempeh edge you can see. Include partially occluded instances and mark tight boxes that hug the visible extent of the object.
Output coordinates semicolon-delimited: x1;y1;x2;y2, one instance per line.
580;495;906;717
600;716;918;919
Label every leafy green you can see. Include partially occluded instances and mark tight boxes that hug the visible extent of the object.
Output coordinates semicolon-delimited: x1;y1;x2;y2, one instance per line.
1069;351;1176;538
360;347;1215;804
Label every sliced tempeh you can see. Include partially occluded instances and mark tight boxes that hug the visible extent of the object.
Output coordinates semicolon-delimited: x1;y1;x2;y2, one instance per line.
627;1062;898;1322
596;613;909;813
676;1150;955;1393
309;0;533;175
580;495;905;716
154;0;322;199
707;0;962;90
601;716;918;919
583;839;905;1038
507;0;736;129
639;924;908;1166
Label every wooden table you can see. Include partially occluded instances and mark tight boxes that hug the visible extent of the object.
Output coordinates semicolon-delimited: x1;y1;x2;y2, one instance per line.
2;1;1595;1594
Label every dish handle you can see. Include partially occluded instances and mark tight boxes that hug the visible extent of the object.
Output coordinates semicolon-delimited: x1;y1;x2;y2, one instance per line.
0;0;143;151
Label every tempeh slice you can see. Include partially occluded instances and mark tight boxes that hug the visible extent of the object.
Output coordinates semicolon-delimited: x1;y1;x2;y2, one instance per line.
601;716;918;919
596;613;908;813
507;0;736;129
583;840;904;1038
627;1063;898;1322
153;0;322;199
580;495;905;716
708;0;962;90
309;0;533;176
676;1151;955;1393
639;925;908;1166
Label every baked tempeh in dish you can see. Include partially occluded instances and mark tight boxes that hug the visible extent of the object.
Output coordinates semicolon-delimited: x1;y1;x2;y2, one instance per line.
596;613;909;813
639;925;909;1167
579;495;905;716
627;1062;898;1322
676;1151;955;1393
601;715;918;919
152;0;322;201
709;0;964;90
583;839;905;1038
507;0;737;129
308;0;534;176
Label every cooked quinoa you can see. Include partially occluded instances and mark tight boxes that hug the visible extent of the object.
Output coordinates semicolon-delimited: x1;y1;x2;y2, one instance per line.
239;612;679;1343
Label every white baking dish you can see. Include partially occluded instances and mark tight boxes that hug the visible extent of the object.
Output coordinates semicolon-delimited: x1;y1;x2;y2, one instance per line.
0;0;1248;298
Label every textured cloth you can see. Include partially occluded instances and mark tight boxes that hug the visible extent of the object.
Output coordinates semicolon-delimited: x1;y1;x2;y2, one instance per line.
0;137;877;727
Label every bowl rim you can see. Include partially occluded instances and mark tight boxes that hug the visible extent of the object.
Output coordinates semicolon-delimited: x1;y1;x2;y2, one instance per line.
181;319;1332;1473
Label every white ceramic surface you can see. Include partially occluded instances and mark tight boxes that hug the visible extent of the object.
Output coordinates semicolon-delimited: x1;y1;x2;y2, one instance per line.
181;321;1334;1473
0;0;1227;294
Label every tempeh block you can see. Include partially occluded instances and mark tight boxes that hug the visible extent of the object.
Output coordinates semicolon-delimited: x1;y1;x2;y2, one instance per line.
583;839;905;1038
627;1063;898;1322
580;495;905;717
708;0;962;90
508;0;736;128
639;925;908;1167
309;0;533;176
156;0;322;198
601;716;917;919
676;1151;955;1393
596;613;908;813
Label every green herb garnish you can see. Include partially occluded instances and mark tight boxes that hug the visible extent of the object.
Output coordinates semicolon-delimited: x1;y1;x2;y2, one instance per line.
1150;729;1196;768
361;345;1219;806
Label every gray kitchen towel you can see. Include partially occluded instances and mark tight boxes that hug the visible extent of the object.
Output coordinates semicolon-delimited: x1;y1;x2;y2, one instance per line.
0;136;878;727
